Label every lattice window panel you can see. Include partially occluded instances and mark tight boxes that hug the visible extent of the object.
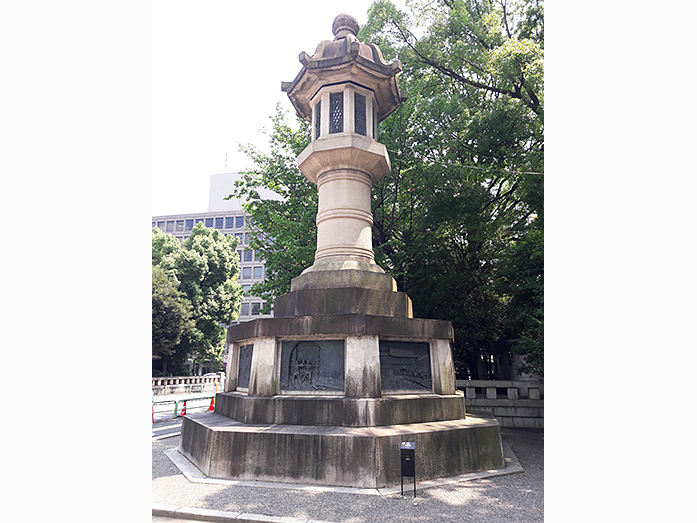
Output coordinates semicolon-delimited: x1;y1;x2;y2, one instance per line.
354;93;366;136
330;92;344;134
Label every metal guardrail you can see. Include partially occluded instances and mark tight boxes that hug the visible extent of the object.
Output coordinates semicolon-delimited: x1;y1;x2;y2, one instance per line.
152;395;215;421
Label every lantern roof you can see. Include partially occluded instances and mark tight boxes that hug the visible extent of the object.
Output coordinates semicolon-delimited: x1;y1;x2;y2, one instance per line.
282;14;407;124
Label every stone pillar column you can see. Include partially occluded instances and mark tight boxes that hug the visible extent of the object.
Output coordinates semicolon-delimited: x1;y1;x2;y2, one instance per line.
224;343;240;392
430;339;457;395
248;337;279;397
344;335;381;398
315;169;374;265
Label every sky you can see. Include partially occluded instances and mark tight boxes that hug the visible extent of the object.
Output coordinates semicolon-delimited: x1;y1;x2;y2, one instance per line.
152;0;408;216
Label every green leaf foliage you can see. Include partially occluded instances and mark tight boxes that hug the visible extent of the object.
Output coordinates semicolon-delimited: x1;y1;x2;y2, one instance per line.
236;1;543;378
364;0;543;378
152;265;194;375
152;224;244;373
231;105;316;311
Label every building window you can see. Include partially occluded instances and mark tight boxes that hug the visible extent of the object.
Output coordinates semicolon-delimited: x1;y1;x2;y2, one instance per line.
315;100;321;139
253;266;263;279
235;233;244;244
166;221;174;232
242;284;251;293
240;303;250;316
157;221;165;229
355;92;366;136
196;218;204;225
254;250;261;261
214;217;223;229
236;216;244;228
185;219;194;231
251;303;261;315
237;250;243;261
152;222;156;228
330;92;343;134
242;267;252;279
244;250;253;262
205;218;213;227
176;220;184;232
225;216;234;228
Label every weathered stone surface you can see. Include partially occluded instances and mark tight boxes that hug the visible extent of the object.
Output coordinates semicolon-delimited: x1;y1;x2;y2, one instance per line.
344;335;381;398
273;287;413;318
291;268;397;291
430;338;457;395
213;392;466;427
179;411;504;489
248;337;279;397
298;135;392;184
281;13;405;126
227;314;453;344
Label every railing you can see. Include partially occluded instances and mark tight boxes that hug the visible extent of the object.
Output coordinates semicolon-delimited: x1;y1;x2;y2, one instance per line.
456;379;544;429
152;373;224;396
152;395;216;421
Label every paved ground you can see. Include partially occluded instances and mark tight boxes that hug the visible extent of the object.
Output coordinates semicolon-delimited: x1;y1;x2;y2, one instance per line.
152;426;543;522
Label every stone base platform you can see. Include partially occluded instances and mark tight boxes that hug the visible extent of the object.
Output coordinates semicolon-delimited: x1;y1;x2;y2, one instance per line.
214;391;466;427
178;411;505;489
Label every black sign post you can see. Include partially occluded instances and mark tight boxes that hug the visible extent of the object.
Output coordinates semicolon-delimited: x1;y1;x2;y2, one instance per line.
400;441;416;497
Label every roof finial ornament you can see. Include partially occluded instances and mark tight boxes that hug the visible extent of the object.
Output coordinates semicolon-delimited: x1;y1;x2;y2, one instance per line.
332;13;359;39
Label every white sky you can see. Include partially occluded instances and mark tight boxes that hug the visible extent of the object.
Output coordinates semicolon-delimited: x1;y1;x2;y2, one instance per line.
152;0;408;216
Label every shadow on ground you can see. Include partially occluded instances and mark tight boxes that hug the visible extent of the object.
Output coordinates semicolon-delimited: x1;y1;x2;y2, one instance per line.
152;428;543;523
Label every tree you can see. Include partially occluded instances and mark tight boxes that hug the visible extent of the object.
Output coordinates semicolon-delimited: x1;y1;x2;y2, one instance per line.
231;105;316;311
362;0;543;378
152;223;244;372
152;265;194;375
234;0;543;379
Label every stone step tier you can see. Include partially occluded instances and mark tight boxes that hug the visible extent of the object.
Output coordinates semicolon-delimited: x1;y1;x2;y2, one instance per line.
213;392;466;427
180;411;504;489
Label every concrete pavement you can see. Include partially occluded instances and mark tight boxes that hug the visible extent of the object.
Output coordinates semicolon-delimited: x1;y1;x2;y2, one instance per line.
152;425;543;522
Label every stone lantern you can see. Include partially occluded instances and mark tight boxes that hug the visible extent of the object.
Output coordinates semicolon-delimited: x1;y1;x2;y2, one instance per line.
282;12;405;275
178;14;506;490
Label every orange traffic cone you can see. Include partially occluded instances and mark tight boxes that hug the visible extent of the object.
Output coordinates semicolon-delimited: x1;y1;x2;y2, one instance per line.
180;400;187;416
208;397;215;412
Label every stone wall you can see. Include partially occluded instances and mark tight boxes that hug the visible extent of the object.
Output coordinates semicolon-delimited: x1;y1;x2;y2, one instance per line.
457;379;544;429
152;373;224;396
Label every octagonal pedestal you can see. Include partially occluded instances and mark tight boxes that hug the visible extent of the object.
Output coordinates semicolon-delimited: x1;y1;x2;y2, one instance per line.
179;411;504;489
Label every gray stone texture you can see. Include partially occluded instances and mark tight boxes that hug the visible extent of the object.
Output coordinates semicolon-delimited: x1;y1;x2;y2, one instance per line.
179;412;505;489
273;287;413;318
227;315;453;344
291;268;396;291
213;392;466;427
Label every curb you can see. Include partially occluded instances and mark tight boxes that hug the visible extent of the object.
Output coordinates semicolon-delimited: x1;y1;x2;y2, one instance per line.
152;503;336;523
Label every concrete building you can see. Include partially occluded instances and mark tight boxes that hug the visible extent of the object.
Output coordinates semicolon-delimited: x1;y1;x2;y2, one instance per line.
152;172;273;374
